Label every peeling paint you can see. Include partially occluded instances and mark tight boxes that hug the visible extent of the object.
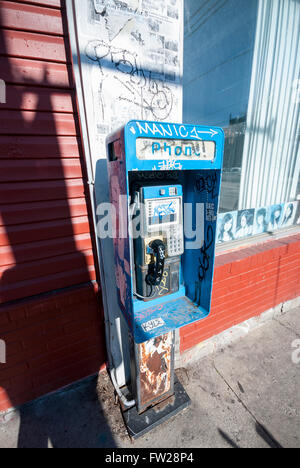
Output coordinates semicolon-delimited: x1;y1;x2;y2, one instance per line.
138;332;173;410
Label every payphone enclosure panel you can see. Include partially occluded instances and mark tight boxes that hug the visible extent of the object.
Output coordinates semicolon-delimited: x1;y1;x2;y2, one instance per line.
134;184;184;301
106;121;224;344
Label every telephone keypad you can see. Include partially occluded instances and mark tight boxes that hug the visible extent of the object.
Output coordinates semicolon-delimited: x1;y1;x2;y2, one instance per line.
167;226;184;257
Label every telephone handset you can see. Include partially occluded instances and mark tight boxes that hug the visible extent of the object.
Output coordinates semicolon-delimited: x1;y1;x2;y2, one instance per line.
146;239;166;287
132;184;184;301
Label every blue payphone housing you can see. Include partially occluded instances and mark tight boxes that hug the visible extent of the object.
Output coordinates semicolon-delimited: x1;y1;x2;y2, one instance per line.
106;120;224;344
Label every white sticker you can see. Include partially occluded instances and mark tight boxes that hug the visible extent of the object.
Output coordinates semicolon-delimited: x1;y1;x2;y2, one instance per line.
141;318;166;333
206;203;216;222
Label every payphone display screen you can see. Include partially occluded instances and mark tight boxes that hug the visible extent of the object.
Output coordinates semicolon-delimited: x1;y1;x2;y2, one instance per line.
136;138;216;161
146;198;181;230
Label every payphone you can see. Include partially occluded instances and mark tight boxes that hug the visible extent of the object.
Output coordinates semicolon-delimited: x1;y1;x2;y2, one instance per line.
106;120;224;435
132;184;184;301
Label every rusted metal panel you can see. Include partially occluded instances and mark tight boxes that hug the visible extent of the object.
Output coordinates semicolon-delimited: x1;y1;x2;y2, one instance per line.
133;332;175;414
0;136;81;159
0;159;82;181
0;179;86;204
3;85;74;113
0;216;91;247
0;110;77;135
0;58;71;88
0;1;64;35
0;29;67;62
0;198;88;226
0;233;93;267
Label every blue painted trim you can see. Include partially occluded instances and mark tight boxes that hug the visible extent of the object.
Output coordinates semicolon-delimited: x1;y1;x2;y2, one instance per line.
133;286;186;313
124;120;224;172
133;296;209;344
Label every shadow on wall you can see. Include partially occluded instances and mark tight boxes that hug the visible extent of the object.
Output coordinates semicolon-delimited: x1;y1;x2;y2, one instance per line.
0;1;112;448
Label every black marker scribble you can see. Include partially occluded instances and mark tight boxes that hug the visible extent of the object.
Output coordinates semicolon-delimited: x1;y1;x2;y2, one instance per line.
85;40;174;121
195;172;218;199
194;280;202;307
198;225;214;281
194;225;214;306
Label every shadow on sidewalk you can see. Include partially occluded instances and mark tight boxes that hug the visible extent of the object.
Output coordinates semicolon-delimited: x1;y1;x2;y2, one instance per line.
16;375;123;449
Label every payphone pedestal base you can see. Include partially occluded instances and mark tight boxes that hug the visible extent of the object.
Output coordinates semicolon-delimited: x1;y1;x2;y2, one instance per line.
122;376;191;440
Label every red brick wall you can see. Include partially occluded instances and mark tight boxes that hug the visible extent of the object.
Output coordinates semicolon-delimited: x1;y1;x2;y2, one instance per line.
0;283;106;412
0;0;98;303
0;0;106;412
181;232;300;352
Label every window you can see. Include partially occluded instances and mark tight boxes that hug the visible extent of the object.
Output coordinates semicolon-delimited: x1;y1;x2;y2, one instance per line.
183;0;300;243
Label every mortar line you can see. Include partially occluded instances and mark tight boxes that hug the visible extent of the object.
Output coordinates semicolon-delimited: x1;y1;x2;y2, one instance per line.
212;361;283;449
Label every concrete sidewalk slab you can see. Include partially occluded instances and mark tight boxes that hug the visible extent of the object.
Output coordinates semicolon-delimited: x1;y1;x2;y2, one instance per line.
277;312;300;337
213;314;300;448
0;307;299;448
128;361;270;448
